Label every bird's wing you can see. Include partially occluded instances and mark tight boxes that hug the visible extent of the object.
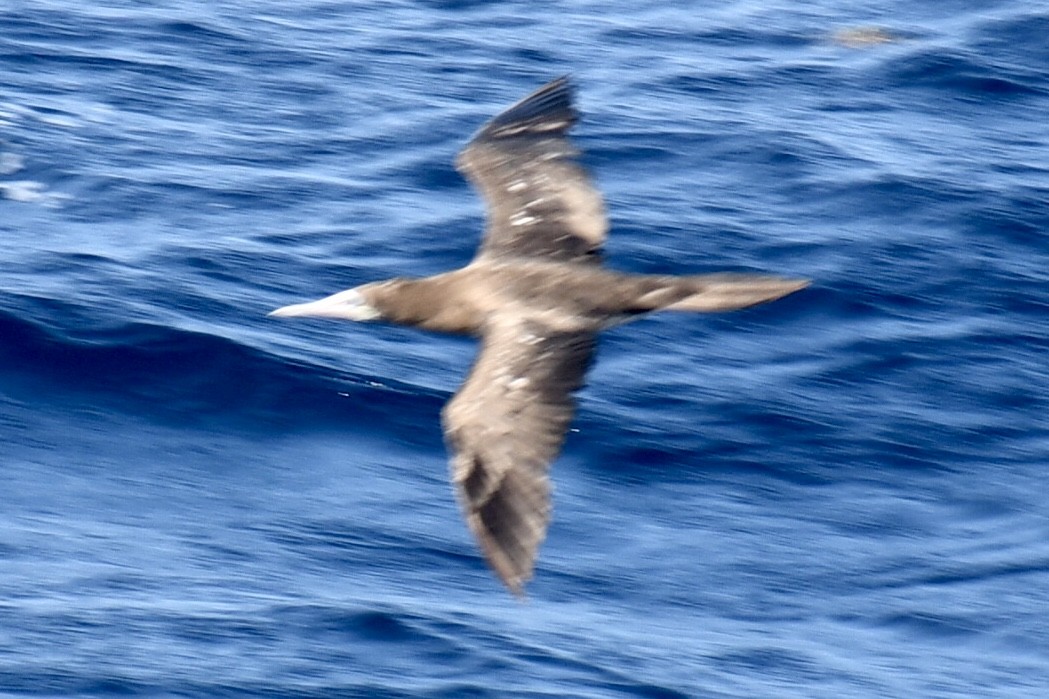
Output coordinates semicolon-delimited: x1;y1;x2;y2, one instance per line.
441;316;597;594
456;76;608;265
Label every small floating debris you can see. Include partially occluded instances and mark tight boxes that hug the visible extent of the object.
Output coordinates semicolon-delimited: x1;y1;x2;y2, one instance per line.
832;26;897;49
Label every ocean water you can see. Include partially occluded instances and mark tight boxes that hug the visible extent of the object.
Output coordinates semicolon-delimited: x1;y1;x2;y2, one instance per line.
2;1;1049;696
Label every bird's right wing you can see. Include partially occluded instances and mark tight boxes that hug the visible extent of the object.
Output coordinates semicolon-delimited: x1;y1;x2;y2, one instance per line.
441;316;596;595
456;77;608;265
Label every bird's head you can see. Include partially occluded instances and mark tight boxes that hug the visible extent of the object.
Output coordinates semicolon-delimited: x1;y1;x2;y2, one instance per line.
268;283;385;322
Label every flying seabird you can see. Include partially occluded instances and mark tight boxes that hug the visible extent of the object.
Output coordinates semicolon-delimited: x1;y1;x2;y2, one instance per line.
270;77;808;595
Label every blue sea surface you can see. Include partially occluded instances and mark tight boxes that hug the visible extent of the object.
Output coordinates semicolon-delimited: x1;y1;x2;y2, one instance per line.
2;1;1049;697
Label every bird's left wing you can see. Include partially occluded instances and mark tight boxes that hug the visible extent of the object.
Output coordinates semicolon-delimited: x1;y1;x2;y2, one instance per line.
441;317;596;595
456;77;608;265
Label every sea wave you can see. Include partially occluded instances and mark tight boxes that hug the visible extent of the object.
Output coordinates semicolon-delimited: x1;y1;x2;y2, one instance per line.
0;304;444;435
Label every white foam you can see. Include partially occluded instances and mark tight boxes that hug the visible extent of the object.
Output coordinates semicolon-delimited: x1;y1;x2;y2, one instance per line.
0;152;25;175
0;180;68;206
0;180;45;202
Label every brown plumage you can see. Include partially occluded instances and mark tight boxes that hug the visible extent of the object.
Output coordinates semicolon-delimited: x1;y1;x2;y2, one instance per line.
270;77;809;595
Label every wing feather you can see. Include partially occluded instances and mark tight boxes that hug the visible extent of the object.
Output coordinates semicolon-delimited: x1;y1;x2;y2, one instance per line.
441;317;596;594
456;77;608;265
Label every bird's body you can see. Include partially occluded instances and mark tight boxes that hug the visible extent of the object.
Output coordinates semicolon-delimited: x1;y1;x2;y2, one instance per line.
352;263;808;335
271;77;808;595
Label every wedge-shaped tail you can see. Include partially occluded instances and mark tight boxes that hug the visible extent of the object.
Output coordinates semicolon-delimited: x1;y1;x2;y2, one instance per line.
659;274;809;313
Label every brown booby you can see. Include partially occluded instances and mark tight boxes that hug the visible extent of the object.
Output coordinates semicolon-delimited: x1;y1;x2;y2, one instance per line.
270;77;808;595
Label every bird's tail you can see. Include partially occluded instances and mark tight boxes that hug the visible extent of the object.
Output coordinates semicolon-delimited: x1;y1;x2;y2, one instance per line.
660;274;809;313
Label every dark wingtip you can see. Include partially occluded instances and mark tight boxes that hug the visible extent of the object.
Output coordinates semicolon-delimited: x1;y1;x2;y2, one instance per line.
500;573;528;599
477;76;577;140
